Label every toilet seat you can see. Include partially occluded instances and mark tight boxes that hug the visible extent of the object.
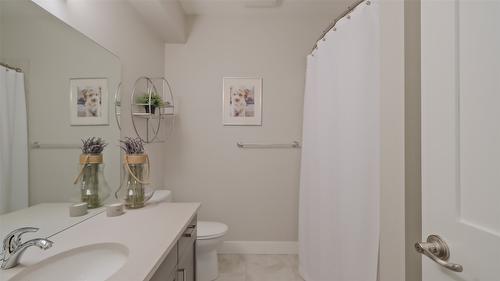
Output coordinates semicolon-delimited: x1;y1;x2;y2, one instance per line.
197;221;228;240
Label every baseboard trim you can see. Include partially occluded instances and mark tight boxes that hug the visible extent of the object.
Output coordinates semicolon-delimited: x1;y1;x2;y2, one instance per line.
218;241;298;255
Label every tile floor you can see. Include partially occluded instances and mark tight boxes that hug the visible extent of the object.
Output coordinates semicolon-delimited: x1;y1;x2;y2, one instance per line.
216;254;304;281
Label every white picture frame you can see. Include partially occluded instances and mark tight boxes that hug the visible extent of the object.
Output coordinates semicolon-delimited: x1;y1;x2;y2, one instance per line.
223;77;262;126
70;78;109;126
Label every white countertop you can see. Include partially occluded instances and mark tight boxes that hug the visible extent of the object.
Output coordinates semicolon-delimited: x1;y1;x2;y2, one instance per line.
0;203;104;240
1;201;200;281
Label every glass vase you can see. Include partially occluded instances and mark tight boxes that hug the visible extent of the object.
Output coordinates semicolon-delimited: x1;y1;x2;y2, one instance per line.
74;154;110;209
116;154;154;209
125;163;146;208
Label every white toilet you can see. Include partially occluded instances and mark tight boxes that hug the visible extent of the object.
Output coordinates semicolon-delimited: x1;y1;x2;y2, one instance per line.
196;221;228;281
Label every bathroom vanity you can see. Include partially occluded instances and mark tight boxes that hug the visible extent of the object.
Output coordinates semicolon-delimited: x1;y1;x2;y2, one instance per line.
0;202;200;281
150;215;197;281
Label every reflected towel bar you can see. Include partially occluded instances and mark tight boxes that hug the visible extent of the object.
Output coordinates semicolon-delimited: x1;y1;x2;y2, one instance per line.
236;141;301;149
31;142;81;149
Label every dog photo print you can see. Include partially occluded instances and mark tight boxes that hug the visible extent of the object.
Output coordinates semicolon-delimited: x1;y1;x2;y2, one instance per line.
223;77;262;125
70;78;109;125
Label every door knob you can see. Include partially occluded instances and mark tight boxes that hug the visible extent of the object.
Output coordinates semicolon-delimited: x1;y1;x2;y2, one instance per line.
415;235;463;272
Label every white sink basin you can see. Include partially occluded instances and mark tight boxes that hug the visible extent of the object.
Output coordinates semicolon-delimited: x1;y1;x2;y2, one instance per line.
10;243;128;281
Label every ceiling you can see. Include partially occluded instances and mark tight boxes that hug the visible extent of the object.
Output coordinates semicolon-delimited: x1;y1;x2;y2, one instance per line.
126;0;356;43
179;0;356;17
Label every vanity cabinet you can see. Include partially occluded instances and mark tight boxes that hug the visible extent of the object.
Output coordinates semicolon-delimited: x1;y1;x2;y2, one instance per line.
178;221;196;281
150;215;197;281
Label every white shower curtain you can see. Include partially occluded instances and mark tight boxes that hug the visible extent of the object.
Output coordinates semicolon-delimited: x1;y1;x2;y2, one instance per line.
299;1;380;281
0;65;28;215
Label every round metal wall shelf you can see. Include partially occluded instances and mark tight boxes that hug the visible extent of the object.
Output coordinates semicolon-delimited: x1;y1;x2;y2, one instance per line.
114;82;122;130
130;76;175;143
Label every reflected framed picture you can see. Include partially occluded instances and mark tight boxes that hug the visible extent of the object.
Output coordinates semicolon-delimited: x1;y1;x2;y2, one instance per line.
70;78;109;126
223;77;262;126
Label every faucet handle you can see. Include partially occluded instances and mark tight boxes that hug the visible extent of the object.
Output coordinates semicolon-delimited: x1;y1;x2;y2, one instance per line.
2;227;39;253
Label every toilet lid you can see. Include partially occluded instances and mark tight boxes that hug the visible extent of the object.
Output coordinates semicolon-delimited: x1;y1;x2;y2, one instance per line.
197;221;228;240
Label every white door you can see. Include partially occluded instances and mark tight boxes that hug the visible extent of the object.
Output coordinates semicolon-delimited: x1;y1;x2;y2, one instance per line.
421;0;500;280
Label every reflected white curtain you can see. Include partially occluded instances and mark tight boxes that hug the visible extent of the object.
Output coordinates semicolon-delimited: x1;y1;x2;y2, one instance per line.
298;1;380;281
0;65;28;215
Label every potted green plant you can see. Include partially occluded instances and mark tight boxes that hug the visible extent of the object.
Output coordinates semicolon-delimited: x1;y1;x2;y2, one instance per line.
136;93;164;114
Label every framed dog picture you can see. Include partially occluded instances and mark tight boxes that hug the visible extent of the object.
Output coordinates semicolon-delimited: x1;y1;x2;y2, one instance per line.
70;78;109;126
223;77;262;126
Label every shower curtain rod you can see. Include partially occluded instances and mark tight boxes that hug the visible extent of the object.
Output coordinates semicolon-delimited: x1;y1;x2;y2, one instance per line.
311;0;369;53
0;62;22;72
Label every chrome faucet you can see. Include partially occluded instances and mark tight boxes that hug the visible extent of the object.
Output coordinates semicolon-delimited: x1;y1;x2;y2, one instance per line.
1;227;53;269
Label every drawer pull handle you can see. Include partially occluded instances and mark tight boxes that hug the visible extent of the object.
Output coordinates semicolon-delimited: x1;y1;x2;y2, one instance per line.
177;268;186;281
183;225;196;238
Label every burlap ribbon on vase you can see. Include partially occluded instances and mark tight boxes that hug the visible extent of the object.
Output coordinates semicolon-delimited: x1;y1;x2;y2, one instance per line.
123;154;151;185
73;154;103;184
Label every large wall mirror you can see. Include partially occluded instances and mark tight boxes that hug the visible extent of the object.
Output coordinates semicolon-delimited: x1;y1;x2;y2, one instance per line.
0;0;121;238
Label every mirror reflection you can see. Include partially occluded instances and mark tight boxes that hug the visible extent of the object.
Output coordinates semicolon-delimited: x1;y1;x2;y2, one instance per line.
0;0;121;238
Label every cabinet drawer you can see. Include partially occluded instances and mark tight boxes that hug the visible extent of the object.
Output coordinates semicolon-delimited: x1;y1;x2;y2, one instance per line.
167;270;177;281
150;244;178;281
178;216;197;261
177;242;195;281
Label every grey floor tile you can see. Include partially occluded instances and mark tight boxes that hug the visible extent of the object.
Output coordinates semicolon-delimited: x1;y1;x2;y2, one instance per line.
216;273;246;281
219;254;246;274
216;254;303;281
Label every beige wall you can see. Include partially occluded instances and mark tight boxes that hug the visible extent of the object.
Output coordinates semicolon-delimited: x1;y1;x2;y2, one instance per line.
378;1;423;280
1;1;121;204
0;3;3;58
404;1;422;281
379;1;407;280
32;0;166;186
164;15;330;241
